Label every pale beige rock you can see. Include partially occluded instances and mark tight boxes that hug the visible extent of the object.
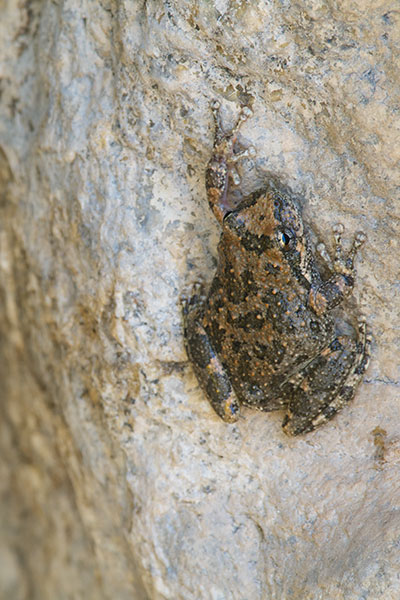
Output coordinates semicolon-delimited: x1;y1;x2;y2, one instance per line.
0;1;399;599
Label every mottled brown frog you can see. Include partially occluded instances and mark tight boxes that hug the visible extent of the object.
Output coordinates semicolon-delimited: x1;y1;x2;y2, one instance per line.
183;102;370;435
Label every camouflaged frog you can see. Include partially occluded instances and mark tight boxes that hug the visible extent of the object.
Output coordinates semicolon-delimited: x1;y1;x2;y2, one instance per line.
183;102;370;435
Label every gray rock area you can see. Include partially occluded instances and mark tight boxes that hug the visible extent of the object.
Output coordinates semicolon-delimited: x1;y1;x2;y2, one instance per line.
1;1;399;599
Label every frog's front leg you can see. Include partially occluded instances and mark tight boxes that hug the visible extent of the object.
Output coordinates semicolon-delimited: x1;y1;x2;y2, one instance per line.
281;318;371;436
309;224;366;315
182;284;240;423
206;101;253;223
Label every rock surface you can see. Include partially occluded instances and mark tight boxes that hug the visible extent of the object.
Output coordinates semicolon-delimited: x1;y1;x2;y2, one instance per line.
1;1;399;599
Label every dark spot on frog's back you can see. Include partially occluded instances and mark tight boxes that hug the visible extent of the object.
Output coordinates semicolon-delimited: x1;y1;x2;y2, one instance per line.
253;341;269;359
241;269;259;294
224;211;273;256
236;350;252;378
240;231;273;255
254;339;286;363
209;273;241;308
261;288;289;316
232;339;243;353
235;310;265;331
272;339;286;363
224;273;243;305
266;262;281;275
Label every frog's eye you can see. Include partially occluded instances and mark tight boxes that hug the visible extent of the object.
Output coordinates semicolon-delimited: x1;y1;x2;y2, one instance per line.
278;228;295;249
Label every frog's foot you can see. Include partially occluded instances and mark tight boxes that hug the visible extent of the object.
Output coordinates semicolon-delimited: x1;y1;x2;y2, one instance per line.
332;223;366;274
310;224;367;314
183;292;240;423
317;224;366;273
211;100;253;149
281;318;371;436
206;102;253;223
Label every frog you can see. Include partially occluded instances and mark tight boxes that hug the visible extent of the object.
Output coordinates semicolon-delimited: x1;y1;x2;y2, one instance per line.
183;101;371;435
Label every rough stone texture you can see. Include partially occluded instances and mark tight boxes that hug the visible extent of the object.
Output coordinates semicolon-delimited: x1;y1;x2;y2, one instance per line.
1;1;399;599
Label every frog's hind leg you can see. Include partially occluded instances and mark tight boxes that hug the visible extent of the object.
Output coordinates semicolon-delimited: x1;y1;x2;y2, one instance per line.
182;284;240;423
282;318;371;436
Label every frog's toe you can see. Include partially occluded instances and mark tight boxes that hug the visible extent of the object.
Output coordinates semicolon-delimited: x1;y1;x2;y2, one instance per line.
219;391;241;423
282;405;339;436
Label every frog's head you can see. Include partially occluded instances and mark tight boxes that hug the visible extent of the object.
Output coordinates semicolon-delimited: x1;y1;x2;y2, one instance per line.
222;184;313;284
270;188;312;283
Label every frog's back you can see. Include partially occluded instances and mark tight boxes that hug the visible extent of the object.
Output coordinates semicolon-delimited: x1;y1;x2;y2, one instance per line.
201;189;334;406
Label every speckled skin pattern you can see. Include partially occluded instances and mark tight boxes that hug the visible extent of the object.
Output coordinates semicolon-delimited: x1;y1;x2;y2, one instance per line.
183;103;370;435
